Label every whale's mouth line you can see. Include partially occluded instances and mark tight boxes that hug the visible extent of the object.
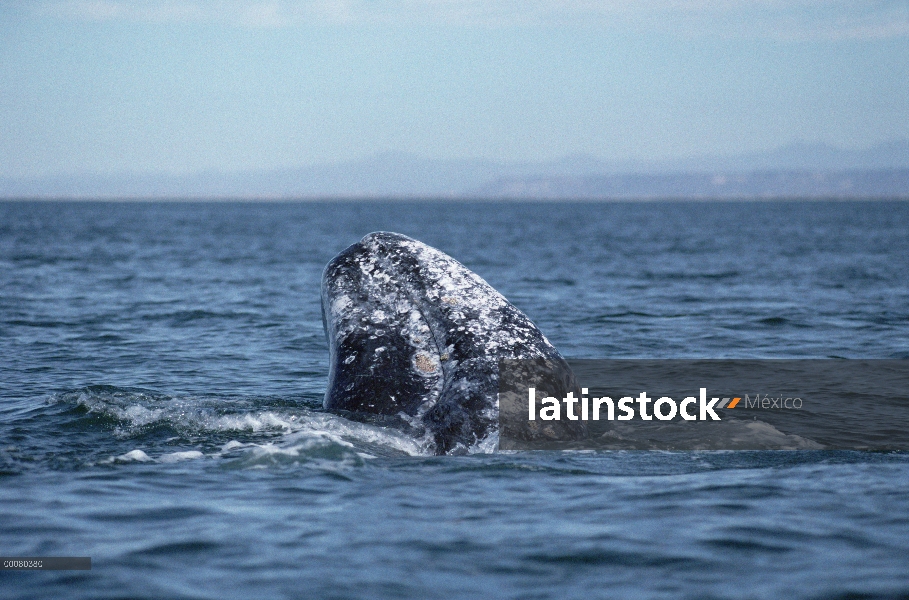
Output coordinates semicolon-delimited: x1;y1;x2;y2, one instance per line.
373;236;447;375
401;277;447;376
370;239;451;434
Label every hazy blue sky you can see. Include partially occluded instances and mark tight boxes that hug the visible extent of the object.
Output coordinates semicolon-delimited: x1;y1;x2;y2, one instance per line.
1;1;907;177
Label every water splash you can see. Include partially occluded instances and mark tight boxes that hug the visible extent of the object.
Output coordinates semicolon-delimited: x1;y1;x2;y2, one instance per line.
53;385;435;469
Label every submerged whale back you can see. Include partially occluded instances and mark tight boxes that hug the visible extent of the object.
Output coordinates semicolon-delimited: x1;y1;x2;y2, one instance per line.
321;232;577;454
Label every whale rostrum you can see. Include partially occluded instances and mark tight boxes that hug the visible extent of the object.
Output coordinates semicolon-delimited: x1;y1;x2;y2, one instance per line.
321;232;582;454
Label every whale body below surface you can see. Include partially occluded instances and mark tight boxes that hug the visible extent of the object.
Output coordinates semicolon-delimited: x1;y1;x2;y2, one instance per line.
321;231;580;455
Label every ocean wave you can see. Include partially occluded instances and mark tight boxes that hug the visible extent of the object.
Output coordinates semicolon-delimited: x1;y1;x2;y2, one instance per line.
55;386;435;466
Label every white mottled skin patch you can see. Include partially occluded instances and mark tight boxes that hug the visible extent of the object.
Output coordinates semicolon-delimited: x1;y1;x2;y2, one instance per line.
376;236;557;362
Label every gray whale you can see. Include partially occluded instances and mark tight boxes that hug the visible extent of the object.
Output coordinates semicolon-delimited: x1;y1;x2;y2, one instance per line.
321;232;581;454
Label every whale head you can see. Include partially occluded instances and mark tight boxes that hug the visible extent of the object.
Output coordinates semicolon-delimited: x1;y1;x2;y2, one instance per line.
321;232;581;454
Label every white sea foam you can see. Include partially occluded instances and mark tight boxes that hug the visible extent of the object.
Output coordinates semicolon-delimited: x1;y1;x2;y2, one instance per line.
66;389;304;436
114;449;152;462
159;450;205;463
60;387;439;465
106;448;205;464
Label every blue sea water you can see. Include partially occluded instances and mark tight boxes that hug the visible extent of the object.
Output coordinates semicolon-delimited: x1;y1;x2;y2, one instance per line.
1;199;908;599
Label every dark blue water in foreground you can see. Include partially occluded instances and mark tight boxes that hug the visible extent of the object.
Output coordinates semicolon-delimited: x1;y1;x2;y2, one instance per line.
2;200;908;599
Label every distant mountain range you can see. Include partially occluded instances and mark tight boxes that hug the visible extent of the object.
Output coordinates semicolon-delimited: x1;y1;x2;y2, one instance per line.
2;139;908;199
476;169;909;199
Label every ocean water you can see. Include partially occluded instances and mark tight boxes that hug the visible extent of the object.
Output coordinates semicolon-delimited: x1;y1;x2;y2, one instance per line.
1;199;908;599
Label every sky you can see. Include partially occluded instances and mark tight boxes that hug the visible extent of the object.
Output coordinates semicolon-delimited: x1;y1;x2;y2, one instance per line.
1;0;908;178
